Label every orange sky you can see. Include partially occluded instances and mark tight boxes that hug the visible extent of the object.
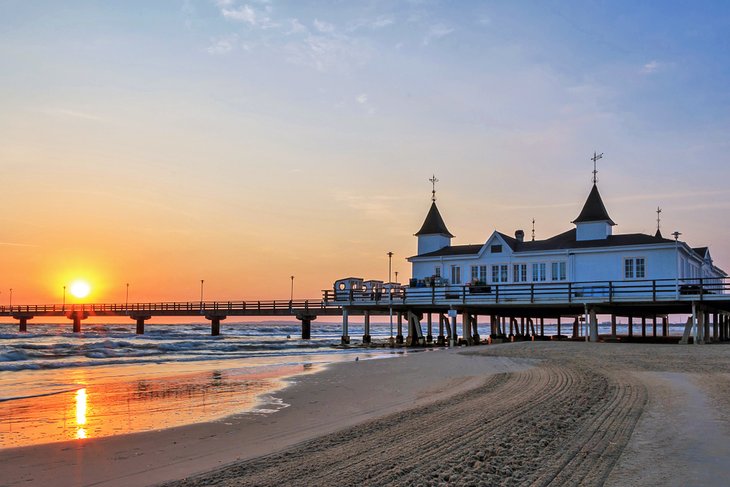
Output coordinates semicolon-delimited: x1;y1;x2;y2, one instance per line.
2;2;729;306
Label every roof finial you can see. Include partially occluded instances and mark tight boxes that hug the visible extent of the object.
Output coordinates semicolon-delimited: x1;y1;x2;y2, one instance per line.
531;218;536;241
656;206;662;233
591;151;603;184
429;174;439;202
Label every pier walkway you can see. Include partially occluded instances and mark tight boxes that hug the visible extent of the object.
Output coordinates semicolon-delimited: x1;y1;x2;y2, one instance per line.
1;278;729;345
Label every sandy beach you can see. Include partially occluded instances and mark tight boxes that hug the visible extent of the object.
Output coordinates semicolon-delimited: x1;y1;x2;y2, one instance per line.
2;342;730;486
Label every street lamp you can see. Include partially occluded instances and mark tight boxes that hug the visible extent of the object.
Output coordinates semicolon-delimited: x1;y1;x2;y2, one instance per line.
290;275;295;302
125;283;129;310
200;279;204;306
9;288;12;309
673;231;682;299
388;251;394;342
394;271;399;284
63;285;66;311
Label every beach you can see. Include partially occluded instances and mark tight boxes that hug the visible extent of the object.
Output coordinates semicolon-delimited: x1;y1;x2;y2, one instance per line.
1;341;729;486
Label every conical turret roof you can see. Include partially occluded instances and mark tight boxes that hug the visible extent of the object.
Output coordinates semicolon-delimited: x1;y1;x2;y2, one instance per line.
415;202;454;237
572;184;616;225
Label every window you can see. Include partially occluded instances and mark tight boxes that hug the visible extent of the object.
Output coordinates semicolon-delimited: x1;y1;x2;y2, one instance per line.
624;258;646;279
490;244;503;254
551;262;567;281
471;265;487;283
434;266;441;277
532;263;546;282
513;264;527;282
491;264;508;283
451;265;461;284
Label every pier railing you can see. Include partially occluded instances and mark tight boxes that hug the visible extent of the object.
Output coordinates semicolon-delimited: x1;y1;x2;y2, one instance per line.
0;299;329;316
323;277;729;307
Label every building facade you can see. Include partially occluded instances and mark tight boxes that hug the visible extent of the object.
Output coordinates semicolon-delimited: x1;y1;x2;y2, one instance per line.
408;183;726;290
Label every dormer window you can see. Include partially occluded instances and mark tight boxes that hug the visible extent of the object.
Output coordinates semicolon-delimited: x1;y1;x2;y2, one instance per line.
490;244;503;253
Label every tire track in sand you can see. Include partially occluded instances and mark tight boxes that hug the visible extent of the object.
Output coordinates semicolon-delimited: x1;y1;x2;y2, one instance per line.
164;359;646;487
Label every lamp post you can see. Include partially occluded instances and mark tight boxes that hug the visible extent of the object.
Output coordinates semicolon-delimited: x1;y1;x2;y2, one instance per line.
388;251;394;342
9;288;12;309
63;285;66;311
290;275;295;302
394;271;398;284
200;280;204;307
673;231;682;299
125;283;129;311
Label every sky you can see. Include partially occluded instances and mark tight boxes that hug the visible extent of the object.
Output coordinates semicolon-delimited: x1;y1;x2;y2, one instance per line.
1;0;729;304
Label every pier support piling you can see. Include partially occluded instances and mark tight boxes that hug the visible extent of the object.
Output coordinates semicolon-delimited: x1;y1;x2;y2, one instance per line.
396;312;403;345
296;313;317;340
362;311;371;344
437;313;446;346
14;315;32;333
341;308;350;345
589;309;598;342
205;315;227;336
426;313;433;344
130;314;152;335
67;311;89;333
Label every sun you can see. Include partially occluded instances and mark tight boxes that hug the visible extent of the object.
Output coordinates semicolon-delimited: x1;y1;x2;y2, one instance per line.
69;280;91;299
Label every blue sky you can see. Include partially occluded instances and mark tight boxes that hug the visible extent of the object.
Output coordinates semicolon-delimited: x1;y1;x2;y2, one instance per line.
1;0;729;299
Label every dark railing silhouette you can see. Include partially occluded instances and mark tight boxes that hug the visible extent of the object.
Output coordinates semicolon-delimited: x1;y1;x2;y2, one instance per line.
0;299;330;315
322;277;729;306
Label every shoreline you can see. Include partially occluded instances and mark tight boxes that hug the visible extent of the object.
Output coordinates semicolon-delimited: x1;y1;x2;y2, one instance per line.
3;342;730;486
0;347;530;487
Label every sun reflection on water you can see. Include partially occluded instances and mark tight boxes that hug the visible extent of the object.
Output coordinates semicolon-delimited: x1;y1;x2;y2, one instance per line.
75;388;88;439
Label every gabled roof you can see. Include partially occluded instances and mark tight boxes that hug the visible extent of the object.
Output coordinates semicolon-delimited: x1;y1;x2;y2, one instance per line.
572;184;616;225
412;228;674;258
693;247;709;259
415;202;454;237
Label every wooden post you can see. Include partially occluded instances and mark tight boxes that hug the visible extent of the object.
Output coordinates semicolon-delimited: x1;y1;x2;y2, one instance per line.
662;315;669;337
342;308;350;345
611;314;617;340
462;310;471;345
362;311;371;343
641;317;646;338
557;317;562;339
628;316;634;338
713;312;719;342
396;312;404;344
472;314;480;343
652;316;657;338
426;313;433;343
437;313;446;345
572;317;579;339
589;309;599;342
450;313;457;347
540;318;544;337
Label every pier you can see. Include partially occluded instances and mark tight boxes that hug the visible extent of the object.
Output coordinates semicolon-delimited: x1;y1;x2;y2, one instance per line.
2;277;730;345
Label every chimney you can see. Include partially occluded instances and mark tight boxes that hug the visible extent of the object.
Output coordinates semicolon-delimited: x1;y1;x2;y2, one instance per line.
515;230;524;242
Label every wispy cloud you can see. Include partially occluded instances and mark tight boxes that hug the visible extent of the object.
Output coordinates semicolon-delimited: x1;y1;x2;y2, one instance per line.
641;60;662;74
207;34;238;54
313;19;335;33
218;1;278;29
42;108;104;122
423;24;454;45
0;242;40;247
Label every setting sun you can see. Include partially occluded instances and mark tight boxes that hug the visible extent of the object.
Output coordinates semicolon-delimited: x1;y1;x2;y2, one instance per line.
69;280;91;299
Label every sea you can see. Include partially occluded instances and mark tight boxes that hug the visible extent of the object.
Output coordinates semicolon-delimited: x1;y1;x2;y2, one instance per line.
0;320;407;449
0;318;684;449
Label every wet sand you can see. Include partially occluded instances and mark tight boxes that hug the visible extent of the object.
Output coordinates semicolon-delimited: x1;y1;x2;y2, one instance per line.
3;342;730;486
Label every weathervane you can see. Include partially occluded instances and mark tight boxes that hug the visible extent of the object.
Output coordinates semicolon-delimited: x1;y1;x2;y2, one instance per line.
591;151;603;184
429;174;439;202
531;218;536;241
656;207;662;234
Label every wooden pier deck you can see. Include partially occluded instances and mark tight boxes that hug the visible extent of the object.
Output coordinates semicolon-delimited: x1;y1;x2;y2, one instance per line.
1;278;729;344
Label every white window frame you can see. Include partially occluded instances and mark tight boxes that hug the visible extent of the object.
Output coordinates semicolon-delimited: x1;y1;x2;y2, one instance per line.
513;263;527;283
624;257;646;280
532;263;546;282
491;264;508;283
434;266;441;277
451;265;461;284
551;262;567;281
